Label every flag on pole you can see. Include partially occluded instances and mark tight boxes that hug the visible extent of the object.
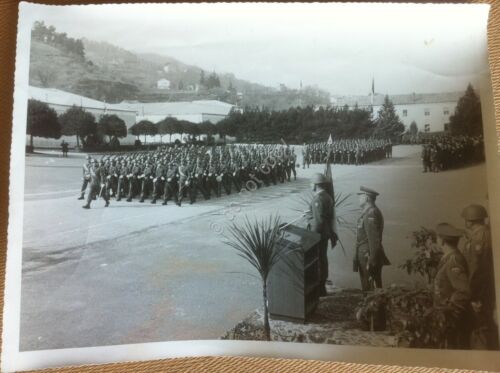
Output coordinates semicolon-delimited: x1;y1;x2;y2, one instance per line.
324;149;337;235
327;134;333;145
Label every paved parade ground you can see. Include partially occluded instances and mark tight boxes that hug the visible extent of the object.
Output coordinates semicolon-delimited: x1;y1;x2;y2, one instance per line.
19;145;489;351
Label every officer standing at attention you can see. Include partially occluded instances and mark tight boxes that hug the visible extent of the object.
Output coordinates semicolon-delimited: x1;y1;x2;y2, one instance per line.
433;223;471;349
459;204;498;349
309;173;337;297
353;186;390;291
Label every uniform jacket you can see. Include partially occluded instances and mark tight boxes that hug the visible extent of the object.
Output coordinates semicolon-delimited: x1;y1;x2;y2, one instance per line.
82;162;91;179
459;224;495;307
166;167;177;182
433;249;470;313
310;189;335;240
89;165;102;187
355;204;390;267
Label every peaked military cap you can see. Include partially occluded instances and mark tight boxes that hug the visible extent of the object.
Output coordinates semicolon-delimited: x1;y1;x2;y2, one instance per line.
357;186;379;198
435;223;464;238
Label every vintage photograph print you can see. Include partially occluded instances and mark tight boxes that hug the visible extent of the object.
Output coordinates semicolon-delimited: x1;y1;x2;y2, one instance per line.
3;2;500;372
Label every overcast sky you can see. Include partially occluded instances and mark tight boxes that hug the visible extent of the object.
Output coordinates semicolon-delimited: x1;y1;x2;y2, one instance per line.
23;3;490;96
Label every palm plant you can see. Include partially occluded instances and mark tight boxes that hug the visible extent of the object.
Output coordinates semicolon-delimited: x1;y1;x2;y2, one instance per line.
290;190;358;255
223;215;287;341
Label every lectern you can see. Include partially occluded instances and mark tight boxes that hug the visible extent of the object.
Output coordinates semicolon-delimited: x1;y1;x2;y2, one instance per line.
268;224;321;323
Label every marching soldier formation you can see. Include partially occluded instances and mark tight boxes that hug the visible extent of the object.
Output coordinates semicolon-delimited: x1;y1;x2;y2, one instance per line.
78;144;299;209
421;135;484;173
302;138;392;168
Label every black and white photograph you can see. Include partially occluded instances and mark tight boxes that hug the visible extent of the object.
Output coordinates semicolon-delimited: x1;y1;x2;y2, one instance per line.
3;2;500;371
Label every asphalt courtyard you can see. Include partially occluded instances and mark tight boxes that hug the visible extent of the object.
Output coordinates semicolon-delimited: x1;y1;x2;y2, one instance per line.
19;145;489;351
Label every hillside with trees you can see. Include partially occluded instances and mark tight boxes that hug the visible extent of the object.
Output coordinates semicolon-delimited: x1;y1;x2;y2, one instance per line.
29;21;331;108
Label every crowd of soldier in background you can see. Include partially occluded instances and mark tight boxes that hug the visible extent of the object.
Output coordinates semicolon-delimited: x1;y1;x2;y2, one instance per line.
302;139;393;167
79;144;298;209
421;135;485;173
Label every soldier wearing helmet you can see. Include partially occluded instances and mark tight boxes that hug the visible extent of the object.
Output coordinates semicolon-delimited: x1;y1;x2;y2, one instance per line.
308;173;336;297
459;204;498;350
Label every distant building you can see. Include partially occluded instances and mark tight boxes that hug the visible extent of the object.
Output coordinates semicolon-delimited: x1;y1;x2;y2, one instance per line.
156;78;171;90
119;99;236;124
28;86;239;147
333;91;463;133
118;99;237;143
27;86;137;147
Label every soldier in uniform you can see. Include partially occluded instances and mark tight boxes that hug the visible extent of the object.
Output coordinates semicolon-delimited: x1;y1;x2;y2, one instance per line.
163;162;179;206
151;159;166;204
290;149;297;180
207;161;219;197
433;223;471;349
107;159;118;197
309;173;337;297
230;161;241;192
116;160;129;201
353;186;390;291
82;159;110;209
459;205;498;350
139;161;154;203
78;155;92;200
177;160;190;206
126;161;140;202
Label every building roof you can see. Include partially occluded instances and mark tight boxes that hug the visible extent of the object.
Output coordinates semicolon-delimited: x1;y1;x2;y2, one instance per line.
119;100;235;117
333;91;464;107
28;86;136;113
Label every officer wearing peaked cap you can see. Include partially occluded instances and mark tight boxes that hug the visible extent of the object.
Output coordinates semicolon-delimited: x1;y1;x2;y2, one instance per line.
354;186;390;292
434;222;471;349
309;173;336;297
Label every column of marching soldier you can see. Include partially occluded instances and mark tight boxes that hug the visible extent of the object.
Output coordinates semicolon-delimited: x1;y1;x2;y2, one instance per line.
79;144;298;209
301;138;393;167
421;134;485;172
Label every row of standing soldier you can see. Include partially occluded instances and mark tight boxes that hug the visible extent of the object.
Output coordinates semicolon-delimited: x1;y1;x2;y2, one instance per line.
421;135;484;172
79;144;298;209
302;138;393;168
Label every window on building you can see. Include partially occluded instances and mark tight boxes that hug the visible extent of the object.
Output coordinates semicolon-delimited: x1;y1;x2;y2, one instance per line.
443;108;450;115
444;123;450;132
424;124;430;132
424;108;430;116
402;109;408;117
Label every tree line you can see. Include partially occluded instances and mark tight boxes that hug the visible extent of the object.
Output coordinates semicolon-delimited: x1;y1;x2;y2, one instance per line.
26;100;226;152
26;85;481;151
217;95;405;143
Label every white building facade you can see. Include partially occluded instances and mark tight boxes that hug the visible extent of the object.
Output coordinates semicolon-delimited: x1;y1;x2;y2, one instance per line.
156;78;171;90
333;91;463;133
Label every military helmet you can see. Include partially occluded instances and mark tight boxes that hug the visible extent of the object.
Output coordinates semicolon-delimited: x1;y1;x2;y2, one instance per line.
461;204;488;221
312;173;329;185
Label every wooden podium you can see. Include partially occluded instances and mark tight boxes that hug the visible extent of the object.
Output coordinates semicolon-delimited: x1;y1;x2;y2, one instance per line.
268;224;321;323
